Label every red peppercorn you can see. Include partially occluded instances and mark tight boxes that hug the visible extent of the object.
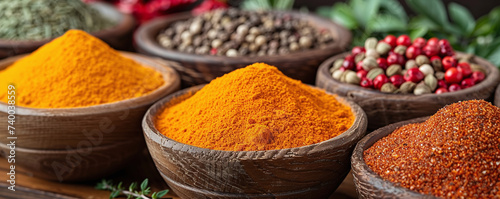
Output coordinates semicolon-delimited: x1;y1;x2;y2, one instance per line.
210;48;218;55
412;37;426;48
471;71;485;83
438;39;450;47
439;45;454;57
383;35;397;48
445;68;463;84
360;77;373;88
342;59;355;70
376;58;389;70
405;45;421;59
373;74;389;90
357;70;368;79
448;83;461;91
442;56;457;71
390;74;405;88
426;37;439;46
435;87;448;94
344;54;355;62
457;62;472;77
387;53;405;66
423;44;439;57
356;60;364;71
396;35;411;47
351;46;365;56
460;78;475;89
430;55;441;63
404;68;424;83
438;79;448;89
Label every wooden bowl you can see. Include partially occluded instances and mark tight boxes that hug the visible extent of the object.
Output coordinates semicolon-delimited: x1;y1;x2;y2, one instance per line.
0;2;136;59
496;84;500;107
143;85;367;198
134;11;351;87
316;52;500;130
0;52;180;181
351;117;439;199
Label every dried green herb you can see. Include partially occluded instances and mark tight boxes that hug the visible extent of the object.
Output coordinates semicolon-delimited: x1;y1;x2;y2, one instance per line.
0;0;114;40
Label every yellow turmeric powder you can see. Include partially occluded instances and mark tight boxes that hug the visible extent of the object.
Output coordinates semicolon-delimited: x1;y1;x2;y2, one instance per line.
0;30;164;108
155;63;354;151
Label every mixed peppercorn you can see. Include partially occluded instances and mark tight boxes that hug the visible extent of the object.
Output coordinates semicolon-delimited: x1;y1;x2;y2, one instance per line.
330;35;487;94
157;8;334;57
364;100;500;198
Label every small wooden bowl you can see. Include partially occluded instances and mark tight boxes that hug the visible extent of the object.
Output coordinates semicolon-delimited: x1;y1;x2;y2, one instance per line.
0;52;180;181
134;11;351;87
143;85;367;198
351;117;439;199
495;84;500;107
316;52;500;130
0;2;136;59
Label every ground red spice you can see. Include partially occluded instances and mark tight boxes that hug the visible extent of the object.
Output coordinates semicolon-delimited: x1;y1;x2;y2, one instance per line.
364;100;500;198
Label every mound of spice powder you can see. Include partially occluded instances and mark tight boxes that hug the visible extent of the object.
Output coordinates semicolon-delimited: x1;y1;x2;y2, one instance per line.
155;63;354;151
0;30;164;108
364;100;500;198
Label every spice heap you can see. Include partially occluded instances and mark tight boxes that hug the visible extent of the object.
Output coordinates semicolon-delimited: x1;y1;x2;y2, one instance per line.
157;8;334;57
155;63;354;151
0;30;164;108
364;100;500;198
0;0;114;40
330;35;487;94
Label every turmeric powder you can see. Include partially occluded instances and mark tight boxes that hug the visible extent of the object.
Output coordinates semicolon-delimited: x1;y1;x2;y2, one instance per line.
0;30;164;108
155;63;354;151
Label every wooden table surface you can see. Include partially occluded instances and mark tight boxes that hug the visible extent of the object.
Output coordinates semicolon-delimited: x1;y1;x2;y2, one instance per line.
0;149;358;199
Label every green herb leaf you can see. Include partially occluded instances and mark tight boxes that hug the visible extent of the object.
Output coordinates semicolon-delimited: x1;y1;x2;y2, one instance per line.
405;0;448;26
316;6;332;18
156;190;169;198
110;190;120;199
367;14;406;32
379;0;408;23
331;3;358;29
140;179;149;191
129;182;137;192
410;27;428;39
448;2;475;34
409;16;439;31
486;45;500;66
351;0;381;27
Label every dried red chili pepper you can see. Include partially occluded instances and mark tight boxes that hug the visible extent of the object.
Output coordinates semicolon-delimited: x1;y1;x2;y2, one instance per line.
364;100;500;198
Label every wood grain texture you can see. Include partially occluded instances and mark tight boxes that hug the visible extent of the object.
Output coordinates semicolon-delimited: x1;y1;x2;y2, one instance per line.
0;52;181;181
0;2;136;59
142;85;367;198
495;84;500;107
0;149;357;199
351;117;439;199
134;11;351;87
316;52;500;130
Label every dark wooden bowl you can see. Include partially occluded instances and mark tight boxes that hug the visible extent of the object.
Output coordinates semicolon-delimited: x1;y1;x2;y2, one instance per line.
496;84;500;107
351;117;439;199
0;52;181;181
143;85;367;198
316;52;500;130
134;11;351;87
0;2;136;59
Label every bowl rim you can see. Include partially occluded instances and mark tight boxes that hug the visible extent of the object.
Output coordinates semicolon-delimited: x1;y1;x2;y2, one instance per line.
0;51;181;116
142;84;367;158
134;10;351;64
0;2;135;46
317;51;500;99
351;116;439;198
495;83;500;106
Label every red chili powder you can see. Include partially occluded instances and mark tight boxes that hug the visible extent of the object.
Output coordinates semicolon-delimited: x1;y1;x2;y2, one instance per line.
364;100;500;198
